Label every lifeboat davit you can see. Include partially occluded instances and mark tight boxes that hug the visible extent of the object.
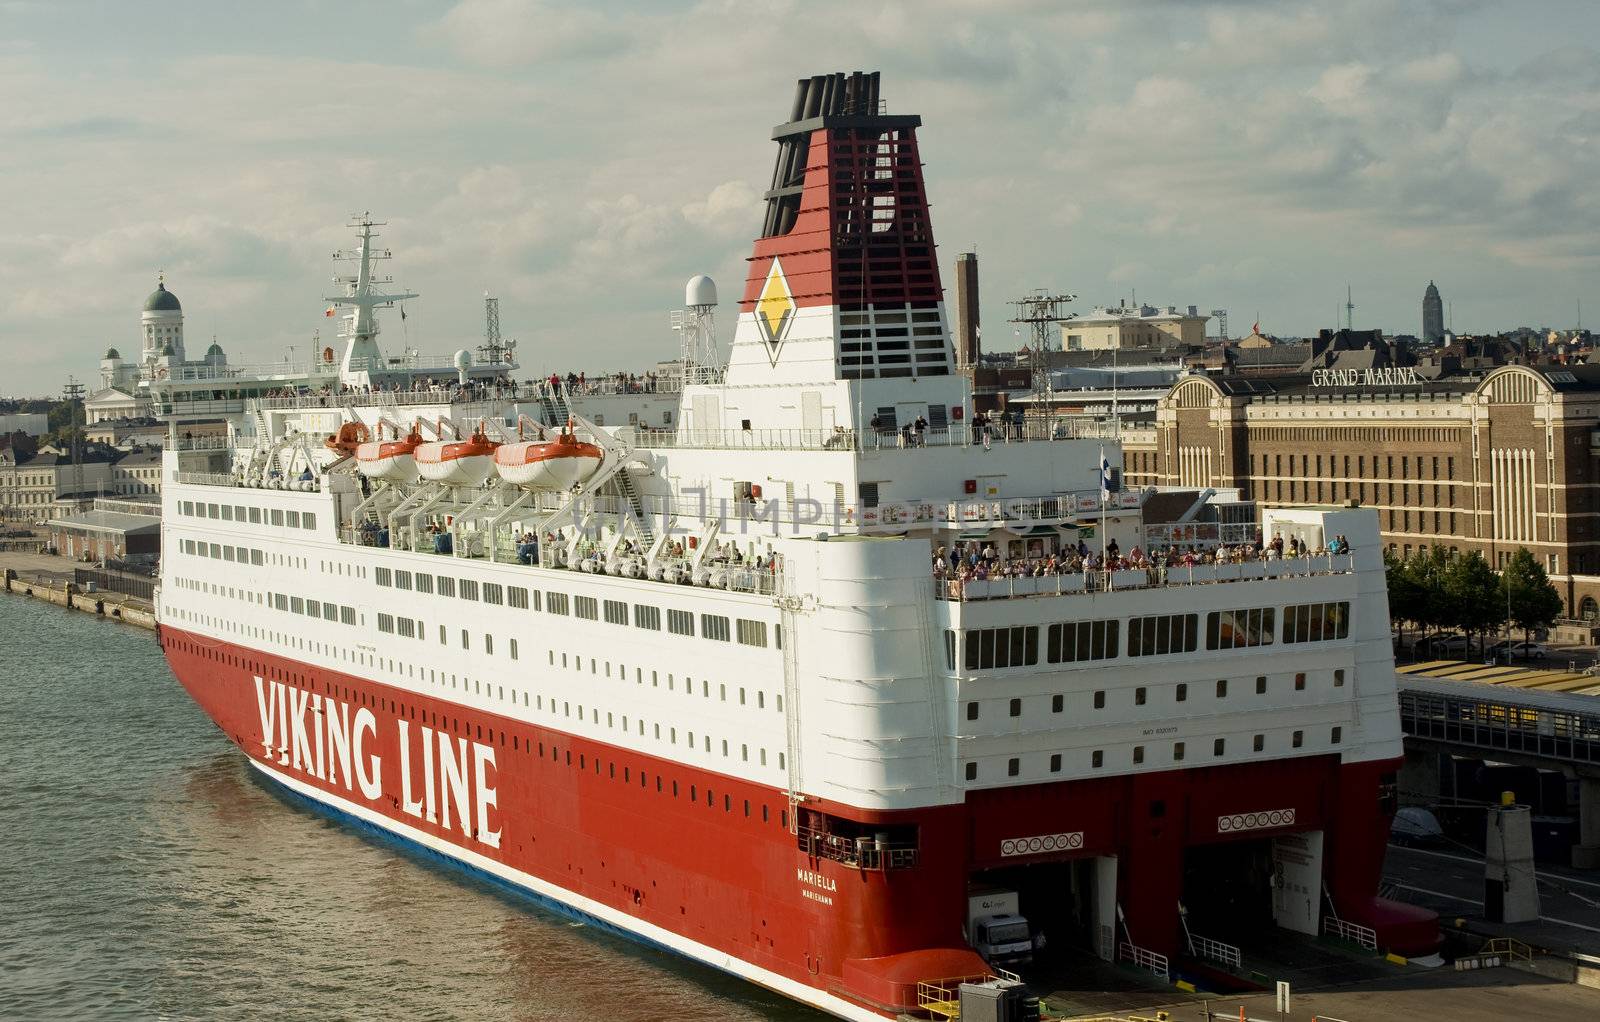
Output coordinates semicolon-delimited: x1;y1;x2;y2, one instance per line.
356;424;424;483
494;428;604;489
416;424;499;487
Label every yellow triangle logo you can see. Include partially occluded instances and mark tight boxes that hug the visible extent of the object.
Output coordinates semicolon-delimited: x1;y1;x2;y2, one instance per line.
755;259;796;353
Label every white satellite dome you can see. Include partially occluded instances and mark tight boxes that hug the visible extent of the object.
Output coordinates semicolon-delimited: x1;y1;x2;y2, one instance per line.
685;275;717;309
453;349;473;371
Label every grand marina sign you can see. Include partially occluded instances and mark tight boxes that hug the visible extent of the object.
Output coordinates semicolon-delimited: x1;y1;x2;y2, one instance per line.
1311;366;1421;388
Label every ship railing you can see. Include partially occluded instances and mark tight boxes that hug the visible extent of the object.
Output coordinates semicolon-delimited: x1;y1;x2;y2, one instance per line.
251;382;537;413
916;970;1018;1020
169;436;233;452
172;470;238;488
1190;934;1243;970
556;548;782;597
796;824;919;871
174;469;323;493
629;426;857;452
936;553;1355;602
860;416;1122;451
1321;917;1378;952
1117;942;1171;980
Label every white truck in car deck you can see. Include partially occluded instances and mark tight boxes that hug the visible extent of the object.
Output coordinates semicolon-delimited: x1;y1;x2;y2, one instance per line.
966;885;1034;967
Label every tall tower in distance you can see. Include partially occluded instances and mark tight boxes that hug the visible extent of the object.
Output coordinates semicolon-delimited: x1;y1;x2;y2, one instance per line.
954;251;980;369
1423;280;1444;346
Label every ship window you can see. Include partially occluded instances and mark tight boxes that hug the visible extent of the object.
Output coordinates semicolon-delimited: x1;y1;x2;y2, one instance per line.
943;630;956;670
434;576;454;598
1253;734;1264;752
1291;730;1305;749
1049;754;1061;773
1007;758;1019;777
377;613;394;634
221;505;233;521
1334;669;1346;687
1217;679;1228;698
483;583;504;606
322;601;337;621
1128;613;1198;657
287;511;300;528
303;512;316;530
485;634;493;655
461;629;470;650
375;567;392;587
547;592;569;615
340;606;355;625
964;762;977;781
1205;607;1276;649
394;570;412;591
1214;738;1225;757
1135;687;1147;706
1092;750;1103;768
397;618;415;638
1009;698;1021;717
1281;601;1351;643
1093;690;1105;709
508;586;528;609
701;614;731;641
1256;675;1267;694
1295;673;1307;691
1173;742;1186;761
604;599;627;625
668;609;694;635
575;596;598;620
736;619;767;647
962;626;1039;669
1331;726;1343;745
1046;619;1118;663
246;506;259;522
459;579;480;601
1175;683;1187;703
966;701;978;721
1051;694;1063;713
270;508;283;526
1132;745;1144;764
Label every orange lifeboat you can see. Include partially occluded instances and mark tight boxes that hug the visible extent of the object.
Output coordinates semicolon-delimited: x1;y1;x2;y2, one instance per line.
324;421;370;455
416;422;500;487
494;424;604;490
356;421;424;483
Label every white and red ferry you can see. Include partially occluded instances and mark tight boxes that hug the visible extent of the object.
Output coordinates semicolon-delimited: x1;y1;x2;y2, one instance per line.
157;72;1435;1019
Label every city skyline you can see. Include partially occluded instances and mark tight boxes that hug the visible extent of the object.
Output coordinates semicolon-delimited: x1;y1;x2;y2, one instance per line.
0;0;1597;395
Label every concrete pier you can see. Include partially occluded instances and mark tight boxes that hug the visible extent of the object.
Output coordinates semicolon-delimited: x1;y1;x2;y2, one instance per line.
2;567;156;631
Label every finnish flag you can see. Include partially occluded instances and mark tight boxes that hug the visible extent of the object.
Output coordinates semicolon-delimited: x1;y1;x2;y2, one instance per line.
1099;447;1113;500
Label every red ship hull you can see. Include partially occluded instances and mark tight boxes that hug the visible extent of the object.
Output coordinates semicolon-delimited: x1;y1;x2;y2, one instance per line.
160;624;1433;1019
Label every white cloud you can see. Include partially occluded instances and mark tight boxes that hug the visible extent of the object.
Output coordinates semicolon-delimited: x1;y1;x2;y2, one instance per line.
0;0;1596;392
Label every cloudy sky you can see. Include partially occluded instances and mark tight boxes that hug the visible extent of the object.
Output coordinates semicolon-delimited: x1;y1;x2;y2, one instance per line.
1;0;1596;395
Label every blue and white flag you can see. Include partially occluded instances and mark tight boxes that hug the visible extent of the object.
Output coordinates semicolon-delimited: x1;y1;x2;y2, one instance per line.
1099;447;1112;501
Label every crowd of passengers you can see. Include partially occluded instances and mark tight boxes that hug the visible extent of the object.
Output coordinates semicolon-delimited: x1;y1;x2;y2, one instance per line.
260;369;665;406
933;532;1353;584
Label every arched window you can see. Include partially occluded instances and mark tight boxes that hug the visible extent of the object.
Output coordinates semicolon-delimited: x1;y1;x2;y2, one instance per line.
1580;596;1598;623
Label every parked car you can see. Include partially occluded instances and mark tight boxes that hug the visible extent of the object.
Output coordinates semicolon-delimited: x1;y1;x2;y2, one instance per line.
1390;807;1445;847
1430;634;1471;655
1500;641;1550;660
1414;632;1460;655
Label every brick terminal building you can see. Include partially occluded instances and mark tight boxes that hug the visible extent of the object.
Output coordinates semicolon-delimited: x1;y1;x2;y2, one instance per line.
1123;363;1600;625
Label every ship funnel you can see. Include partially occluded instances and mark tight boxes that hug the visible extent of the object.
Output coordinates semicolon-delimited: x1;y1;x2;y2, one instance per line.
730;71;951;385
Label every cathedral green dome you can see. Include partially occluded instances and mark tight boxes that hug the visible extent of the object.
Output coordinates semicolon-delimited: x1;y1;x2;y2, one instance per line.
144;281;181;312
